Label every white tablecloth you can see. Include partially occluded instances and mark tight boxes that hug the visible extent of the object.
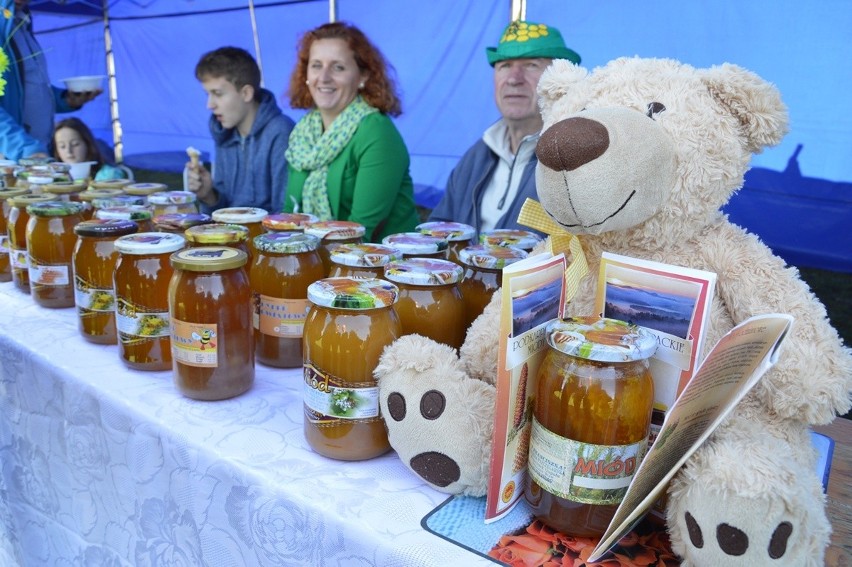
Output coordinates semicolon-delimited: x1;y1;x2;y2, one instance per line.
0;281;494;566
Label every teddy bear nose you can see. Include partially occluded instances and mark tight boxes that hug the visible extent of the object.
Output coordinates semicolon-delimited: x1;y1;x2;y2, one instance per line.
536;116;610;172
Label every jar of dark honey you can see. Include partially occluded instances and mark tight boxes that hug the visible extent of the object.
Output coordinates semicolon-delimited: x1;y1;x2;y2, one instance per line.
77;188;125;221
251;232;325;368
73;219;138;343
96;205;154;233
114;232;186;371
381;232;449;260
6;194;53;292
169;246;254;400
122;182;168;197
383;257;466;350
457;244;527;329
303;277;400;460
25;201;85;308
211;207;268;257
0;187;29;282
328;243;402;279
479;228;543;253
262;212;318;233
148;191;199;217
525;316;656;537
416;221;476;264
304;220;366;276
185;222;251;263
152;213;213;234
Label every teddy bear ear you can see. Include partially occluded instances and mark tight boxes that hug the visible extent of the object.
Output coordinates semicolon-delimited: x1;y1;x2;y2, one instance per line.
701;63;790;154
538;59;587;107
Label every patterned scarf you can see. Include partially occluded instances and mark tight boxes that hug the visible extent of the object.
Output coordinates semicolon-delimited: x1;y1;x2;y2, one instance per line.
285;96;377;219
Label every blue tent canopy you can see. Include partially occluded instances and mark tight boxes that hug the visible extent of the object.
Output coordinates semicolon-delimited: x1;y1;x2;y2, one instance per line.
28;0;852;272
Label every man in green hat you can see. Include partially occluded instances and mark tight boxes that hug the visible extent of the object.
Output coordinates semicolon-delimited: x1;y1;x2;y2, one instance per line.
429;20;581;235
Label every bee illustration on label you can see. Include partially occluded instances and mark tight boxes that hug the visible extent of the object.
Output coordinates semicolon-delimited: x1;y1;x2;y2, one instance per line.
192;329;217;350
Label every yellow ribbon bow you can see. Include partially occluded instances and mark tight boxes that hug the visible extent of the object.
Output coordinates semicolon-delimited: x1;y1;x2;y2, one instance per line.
517;198;589;307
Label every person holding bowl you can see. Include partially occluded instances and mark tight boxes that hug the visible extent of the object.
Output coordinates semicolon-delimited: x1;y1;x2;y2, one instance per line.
284;21;418;241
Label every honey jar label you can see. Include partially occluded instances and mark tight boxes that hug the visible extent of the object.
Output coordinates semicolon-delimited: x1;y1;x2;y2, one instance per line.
74;276;116;313
10;248;27;270
255;294;310;337
0;234;8;254
528;416;647;505
303;363;381;420
28;259;70;286
171;319;218;367
116;298;170;341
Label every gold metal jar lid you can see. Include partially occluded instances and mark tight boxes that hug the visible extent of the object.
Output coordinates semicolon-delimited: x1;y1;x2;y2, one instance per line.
170;246;248;271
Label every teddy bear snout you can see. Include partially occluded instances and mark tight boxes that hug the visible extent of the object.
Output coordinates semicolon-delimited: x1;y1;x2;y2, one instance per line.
536;116;610;172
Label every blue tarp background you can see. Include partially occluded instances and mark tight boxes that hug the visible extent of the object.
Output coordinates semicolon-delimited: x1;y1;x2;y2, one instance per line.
28;0;852;272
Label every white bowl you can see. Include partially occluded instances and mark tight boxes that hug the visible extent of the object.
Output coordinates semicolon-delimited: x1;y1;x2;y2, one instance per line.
61;75;105;93
68;161;97;181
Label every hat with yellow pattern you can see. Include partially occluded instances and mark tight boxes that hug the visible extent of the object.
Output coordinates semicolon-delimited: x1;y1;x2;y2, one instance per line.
486;20;581;66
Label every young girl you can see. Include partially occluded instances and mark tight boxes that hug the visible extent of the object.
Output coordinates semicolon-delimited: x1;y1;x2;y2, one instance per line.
52;117;127;181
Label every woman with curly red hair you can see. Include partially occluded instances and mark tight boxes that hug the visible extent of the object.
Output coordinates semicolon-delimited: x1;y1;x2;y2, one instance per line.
284;22;418;240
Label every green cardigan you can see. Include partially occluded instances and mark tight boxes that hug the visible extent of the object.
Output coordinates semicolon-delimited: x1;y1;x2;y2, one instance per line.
284;112;419;241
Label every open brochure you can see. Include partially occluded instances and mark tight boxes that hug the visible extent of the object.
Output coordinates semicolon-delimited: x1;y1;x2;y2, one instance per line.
595;252;717;443
485;251;567;521
587;313;794;562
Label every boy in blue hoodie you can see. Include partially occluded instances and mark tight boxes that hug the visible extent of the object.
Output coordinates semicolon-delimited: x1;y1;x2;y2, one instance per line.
186;46;295;213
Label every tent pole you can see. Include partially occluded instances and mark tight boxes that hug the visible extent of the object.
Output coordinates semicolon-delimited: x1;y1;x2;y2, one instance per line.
510;0;526;21
102;0;123;163
248;0;264;86
329;0;337;23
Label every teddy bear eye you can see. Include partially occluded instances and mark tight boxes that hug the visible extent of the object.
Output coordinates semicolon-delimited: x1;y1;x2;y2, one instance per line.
646;102;666;119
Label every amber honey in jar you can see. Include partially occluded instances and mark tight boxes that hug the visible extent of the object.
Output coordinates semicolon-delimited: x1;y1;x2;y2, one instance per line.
416;221;475;264
169;246;254;400
251;232;325;368
211;207;268;257
114;232;186;371
25;200;85;308
262;212;318;233
77;187;125;221
383;257;466;350
73;219;138;343
6;194;53;292
381;232;449;260
147;190;199;217
95;205;155;233
303;277;401;460
122;182;167;197
480;228;543;253
152;213;213;234
328;242;402;279
525;316;656;537
185;222;251;263
457;244;527;329
304;220;366;276
0;187;29;282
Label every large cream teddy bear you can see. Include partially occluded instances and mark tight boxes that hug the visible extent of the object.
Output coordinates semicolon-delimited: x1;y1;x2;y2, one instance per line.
374;57;852;566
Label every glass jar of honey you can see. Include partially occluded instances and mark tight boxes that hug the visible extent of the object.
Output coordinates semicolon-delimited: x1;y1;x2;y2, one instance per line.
262;212;318;233
383;257;466;350
304;220;366;276
147;190;199;217
303;277;400;460
88;178;133;191
0;187;29;282
416;221;476;264
73;219;138;343
43;180;87;203
211;207;268;257
185;222;251;263
251;232;325;368
480;228;543;253
95;205;155;233
25;201;85;308
77;187;125;221
457;244;528;329
152;212;213;234
381;232;449;260
122;182;168;197
169;246;254;400
114;232;186;371
328;242;402;279
6;194;53;292
525;316;656;537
